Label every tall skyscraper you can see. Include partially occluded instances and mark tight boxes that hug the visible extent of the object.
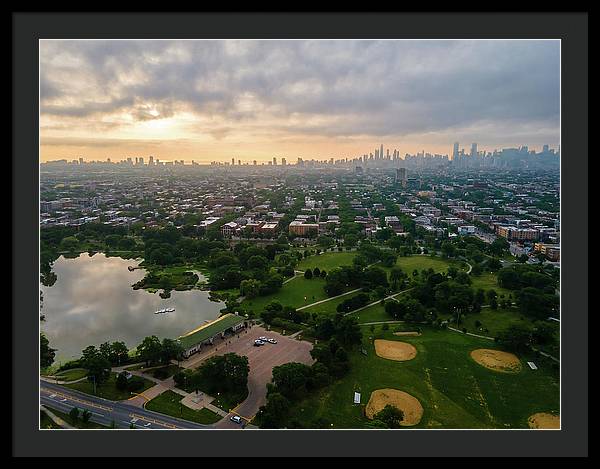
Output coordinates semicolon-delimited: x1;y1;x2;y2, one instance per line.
232;158;235;165
396;168;408;188
380;144;384;160
149;155;154;166
470;143;478;158
453;142;460;161
281;158;287;166
139;157;144;165
273;157;277;166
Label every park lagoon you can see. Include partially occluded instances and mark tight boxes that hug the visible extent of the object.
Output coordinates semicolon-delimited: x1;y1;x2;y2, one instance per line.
40;253;224;362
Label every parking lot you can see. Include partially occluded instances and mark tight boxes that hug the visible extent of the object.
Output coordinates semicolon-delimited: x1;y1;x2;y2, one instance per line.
180;325;314;428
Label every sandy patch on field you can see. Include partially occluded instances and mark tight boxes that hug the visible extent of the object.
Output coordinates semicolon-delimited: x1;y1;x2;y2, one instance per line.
365;389;423;426
393;331;421;337
470;348;522;373
528;413;560;429
374;339;417;361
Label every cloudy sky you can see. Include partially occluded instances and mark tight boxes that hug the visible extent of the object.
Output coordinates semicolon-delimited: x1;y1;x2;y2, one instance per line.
40;40;560;163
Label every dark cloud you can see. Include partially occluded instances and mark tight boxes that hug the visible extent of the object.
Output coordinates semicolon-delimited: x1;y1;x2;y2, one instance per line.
40;40;560;145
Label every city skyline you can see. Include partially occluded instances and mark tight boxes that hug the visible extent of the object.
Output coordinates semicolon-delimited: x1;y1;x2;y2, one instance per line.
40;40;560;163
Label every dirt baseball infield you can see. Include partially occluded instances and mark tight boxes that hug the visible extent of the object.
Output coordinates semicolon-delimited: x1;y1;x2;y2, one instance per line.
365;388;424;426
470;348;522;373
374;339;417;361
528;412;560;429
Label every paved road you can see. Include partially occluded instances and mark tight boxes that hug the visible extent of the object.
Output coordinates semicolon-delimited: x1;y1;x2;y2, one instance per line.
40;381;211;429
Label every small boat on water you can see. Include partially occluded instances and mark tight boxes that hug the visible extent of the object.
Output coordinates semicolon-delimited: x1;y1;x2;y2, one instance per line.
154;307;175;314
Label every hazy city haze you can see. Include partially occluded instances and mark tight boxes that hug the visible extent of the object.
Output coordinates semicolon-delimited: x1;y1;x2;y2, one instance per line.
40;40;560;163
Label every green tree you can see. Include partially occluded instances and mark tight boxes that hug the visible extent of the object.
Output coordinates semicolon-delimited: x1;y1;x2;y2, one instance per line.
81;409;92;423
80;346;111;388
374;404;404;428
40;333;56;369
304;269;313;279
69;406;80;423
137;335;163;366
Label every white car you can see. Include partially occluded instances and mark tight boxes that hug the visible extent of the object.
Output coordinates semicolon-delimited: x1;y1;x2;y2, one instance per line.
258;336;268;341
267;338;277;344
254;339;265;346
230;415;242;424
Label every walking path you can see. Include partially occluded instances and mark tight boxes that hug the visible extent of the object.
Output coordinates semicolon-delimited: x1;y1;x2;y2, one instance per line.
358;320;404;326
40;405;73;429
344;287;415;316
297;288;362;311
40;375;88;385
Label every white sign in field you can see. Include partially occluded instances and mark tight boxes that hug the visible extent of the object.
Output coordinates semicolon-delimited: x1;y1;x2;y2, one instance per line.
353;392;361;404
527;361;538;370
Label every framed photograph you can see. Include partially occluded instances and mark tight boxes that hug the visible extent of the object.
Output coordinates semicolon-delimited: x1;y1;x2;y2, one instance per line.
13;11;587;458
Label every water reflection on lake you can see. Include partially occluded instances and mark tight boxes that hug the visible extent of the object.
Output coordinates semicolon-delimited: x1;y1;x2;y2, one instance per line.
40;253;224;362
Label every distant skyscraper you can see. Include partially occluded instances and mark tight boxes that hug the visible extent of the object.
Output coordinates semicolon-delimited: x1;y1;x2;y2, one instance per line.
281;158;287;166
149;155;154;165
453;142;460;161
238;159;241;166
139;157;144;165
396;168;408;188
253;160;257;165
380;144;384;160
79;157;84;164
273;157;277;166
470;143;478;158
543;144;549;153
232;158;235;165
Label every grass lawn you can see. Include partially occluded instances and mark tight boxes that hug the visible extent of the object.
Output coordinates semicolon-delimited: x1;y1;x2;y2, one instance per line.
54;368;88;382
469;272;513;300
455;307;533;337
351;303;392;324
395;255;464;274
286;325;559;429
45;408;109;429
297;251;357;272
65;372;155;401
302;291;372;316
139;364;182;380
242;277;328;313
145;390;222;425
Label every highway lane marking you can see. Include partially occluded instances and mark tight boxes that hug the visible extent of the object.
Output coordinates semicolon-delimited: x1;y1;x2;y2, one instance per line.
42;389;113;412
129;413;179;429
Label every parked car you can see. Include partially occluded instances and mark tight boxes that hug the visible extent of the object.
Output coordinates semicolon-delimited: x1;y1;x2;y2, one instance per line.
267;338;277;344
230;415;242;424
254;339;265;346
259;336;268;341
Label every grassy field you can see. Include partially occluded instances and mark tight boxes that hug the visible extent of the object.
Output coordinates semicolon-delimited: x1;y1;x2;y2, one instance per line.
302;291;371;316
54;368;88;382
469;272;513;300
296;251;357;272
65;372;155;401
395;255;464;274
145;390;222;425
351;303;393;324
455;307;532;337
242;276;329;313
285;325;559;429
